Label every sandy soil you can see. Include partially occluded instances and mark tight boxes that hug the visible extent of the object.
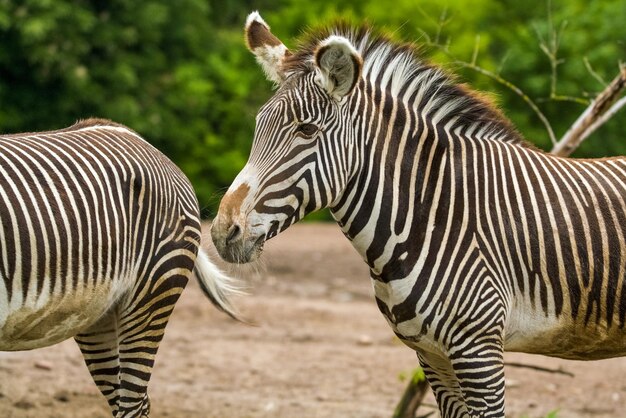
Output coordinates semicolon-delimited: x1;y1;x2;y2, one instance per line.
1;223;625;418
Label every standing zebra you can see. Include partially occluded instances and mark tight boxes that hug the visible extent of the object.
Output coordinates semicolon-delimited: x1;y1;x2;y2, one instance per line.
212;12;626;418
0;119;239;417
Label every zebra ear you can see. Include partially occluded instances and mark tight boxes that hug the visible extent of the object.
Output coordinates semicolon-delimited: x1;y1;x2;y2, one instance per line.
314;36;363;101
245;11;290;84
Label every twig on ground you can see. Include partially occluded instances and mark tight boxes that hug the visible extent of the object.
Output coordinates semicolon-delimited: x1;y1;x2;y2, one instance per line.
504;361;575;378
392;370;430;418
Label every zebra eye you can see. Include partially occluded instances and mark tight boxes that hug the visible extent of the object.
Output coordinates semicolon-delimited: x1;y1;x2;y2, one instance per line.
295;123;318;137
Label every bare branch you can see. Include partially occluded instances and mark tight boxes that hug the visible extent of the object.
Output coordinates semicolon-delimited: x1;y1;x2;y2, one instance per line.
416;28;433;45
415;5;441;30
574;95;626;144
543;0;560;99
537;95;589;105
607;95;626;119
471;35;480;66
496;51;511;76
434;7;450;45
393;360;575;418
534;3;588;107
420;34;560;145
552;68;626;156
504;362;575;377
456;62;558;144
584;57;608;87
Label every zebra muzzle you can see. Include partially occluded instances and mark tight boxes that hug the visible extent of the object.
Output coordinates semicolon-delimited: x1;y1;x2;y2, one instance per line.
211;218;266;264
226;223;242;245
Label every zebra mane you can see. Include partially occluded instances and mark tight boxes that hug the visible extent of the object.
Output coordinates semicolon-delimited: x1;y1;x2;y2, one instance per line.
283;23;527;146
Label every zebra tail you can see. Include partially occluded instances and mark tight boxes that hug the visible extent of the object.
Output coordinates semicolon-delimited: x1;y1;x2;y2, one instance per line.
194;248;246;322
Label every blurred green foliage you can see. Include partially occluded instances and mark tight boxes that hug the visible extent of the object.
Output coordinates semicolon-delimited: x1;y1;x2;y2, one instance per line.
0;0;624;216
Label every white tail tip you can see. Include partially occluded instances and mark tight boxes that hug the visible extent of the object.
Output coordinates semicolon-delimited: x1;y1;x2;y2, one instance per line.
194;248;246;322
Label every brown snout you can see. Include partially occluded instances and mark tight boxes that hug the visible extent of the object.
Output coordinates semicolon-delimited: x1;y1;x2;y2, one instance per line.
211;184;265;264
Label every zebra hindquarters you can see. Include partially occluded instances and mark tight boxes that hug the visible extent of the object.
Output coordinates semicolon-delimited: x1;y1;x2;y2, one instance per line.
76;235;198;418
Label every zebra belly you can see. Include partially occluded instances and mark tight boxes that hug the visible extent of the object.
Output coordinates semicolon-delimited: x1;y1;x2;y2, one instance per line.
504;309;626;360
0;282;118;351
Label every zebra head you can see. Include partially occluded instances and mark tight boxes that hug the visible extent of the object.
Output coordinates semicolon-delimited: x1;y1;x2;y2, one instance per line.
212;12;363;263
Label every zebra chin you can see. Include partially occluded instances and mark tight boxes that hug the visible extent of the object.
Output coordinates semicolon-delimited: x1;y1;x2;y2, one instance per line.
212;229;266;264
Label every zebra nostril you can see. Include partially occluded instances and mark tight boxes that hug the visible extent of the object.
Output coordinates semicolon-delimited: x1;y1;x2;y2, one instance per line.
225;223;242;245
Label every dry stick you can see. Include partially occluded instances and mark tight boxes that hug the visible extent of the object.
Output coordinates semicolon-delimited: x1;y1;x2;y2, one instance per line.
584;96;626;137
504;361;575;377
392;360;575;418
392;377;430;418
419;35;560;146
457;62;558;145
552;67;626;157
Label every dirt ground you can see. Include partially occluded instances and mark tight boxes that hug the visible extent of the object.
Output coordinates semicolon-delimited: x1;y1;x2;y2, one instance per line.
1;223;625;418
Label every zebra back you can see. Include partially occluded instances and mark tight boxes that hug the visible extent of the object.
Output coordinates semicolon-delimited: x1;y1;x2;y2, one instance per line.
0;119;201;331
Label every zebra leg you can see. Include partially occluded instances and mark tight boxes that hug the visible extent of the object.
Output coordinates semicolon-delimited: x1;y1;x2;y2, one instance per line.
75;310;121;416
448;342;506;417
417;350;468;418
115;269;190;417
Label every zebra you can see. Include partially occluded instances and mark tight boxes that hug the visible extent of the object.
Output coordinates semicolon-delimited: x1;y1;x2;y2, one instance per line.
211;12;626;418
0;118;240;417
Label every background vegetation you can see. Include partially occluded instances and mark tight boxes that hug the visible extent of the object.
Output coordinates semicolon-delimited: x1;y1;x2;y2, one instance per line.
0;0;624;216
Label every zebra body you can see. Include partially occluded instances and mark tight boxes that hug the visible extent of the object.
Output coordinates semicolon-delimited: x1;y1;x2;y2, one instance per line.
0;119;238;417
212;13;626;418
367;141;626;361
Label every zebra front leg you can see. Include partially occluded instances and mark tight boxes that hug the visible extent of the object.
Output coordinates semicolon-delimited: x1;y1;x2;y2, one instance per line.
417;350;468;418
116;271;189;417
448;341;506;417
75;310;121;416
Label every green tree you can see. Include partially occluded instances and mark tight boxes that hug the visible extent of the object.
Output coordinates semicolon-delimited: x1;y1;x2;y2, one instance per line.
1;0;624;216
265;0;625;153
0;0;269;215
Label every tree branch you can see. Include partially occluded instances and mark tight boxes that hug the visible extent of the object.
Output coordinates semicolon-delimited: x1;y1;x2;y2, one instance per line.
577;95;626;143
456;61;558;145
551;67;626;156
504;361;575;377
583;56;608;87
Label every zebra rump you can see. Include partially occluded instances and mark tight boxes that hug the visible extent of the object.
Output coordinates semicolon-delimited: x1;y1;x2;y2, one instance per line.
0;118;241;417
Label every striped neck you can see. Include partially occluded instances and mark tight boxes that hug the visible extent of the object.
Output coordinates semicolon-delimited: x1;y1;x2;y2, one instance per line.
330;69;527;278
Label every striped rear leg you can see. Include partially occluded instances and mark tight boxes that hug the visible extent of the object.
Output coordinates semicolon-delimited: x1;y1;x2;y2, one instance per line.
75;310;121;416
115;265;191;417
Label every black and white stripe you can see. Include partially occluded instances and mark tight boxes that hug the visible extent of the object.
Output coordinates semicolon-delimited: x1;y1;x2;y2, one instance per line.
0;119;239;417
213;15;626;418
